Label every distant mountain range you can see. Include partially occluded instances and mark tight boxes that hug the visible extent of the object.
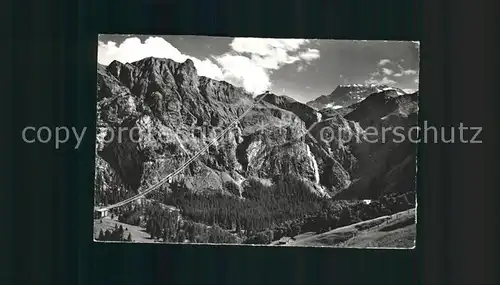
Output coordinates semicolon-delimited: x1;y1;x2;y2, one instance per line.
306;84;407;111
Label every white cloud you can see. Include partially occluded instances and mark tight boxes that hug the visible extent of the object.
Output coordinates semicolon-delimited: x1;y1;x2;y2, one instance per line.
97;37;224;80
299;48;320;61
364;56;418;89
213;54;271;95
218;38;319;94
382;68;394;75
97;36;319;95
379;77;397;85
98;37;183;64
402;69;417;75
378;59;391;66
393;65;418;77
228;38;305;70
228;38;318;70
250;52;299;70
230;38;308;55
365;76;397;86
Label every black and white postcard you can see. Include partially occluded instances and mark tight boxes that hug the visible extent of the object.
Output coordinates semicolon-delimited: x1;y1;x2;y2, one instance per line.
94;35;419;248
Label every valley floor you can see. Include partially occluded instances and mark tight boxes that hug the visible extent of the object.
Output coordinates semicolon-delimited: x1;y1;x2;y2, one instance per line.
274;208;416;248
93;207;416;248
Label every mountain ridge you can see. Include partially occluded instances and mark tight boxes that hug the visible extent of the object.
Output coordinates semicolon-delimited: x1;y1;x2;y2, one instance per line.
95;57;418;207
306;84;407;111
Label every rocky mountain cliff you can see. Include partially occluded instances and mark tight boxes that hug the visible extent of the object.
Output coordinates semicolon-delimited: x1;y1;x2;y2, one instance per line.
306;84;407;111
94;57;418;206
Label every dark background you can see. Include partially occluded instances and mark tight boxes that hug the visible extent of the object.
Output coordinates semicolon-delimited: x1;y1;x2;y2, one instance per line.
7;0;498;284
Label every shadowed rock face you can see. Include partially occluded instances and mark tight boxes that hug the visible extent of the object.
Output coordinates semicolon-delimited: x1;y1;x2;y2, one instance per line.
95;57;418;204
260;93;322;128
331;91;419;199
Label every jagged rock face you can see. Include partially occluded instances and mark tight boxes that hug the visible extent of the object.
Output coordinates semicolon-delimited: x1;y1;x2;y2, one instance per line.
94;57;418;203
94;155;131;205
306;84;407;111
95;57;329;201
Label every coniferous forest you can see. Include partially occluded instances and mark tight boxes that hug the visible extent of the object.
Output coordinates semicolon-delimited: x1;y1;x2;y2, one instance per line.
108;175;415;244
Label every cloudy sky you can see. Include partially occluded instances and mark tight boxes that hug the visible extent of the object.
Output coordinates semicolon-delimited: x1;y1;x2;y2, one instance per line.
98;35;420;103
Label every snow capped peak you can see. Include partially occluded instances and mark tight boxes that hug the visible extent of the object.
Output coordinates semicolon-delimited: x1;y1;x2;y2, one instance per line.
325;103;344;109
339;83;364;87
308;83;407;110
382;87;394;91
337;83;393;89
338;83;366;89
